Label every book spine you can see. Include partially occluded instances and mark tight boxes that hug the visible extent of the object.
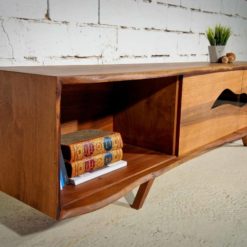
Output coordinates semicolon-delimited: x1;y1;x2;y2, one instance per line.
66;149;123;177
60;150;69;190
60;169;65;190
68;133;123;162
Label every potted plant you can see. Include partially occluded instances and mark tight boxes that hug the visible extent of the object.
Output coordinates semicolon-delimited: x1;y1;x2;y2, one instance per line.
206;24;231;63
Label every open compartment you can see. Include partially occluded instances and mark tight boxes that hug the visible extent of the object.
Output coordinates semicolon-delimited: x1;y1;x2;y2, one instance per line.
61;76;179;153
59;76;179;218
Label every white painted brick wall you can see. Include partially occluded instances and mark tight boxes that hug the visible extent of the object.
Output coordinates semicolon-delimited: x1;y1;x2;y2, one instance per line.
200;0;222;13
5;20;71;59
0;20;13;59
118;29;178;56
2;19;117;64
166;6;191;32
238;0;247;18
166;0;181;6
0;0;246;66
191;11;220;34
0;0;46;19
199;34;209;55
177;33;199;55
49;0;98;24
180;0;200;10
100;0;167;29
221;0;238;15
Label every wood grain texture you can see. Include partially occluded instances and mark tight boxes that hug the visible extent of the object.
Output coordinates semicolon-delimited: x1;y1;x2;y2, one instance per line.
131;179;155;210
60;83;114;134
60;127;247;219
114;77;179;154
60;145;174;208
179;70;243;155
1;63;247;220
0;71;60;219
0;62;247;83
61;117;113;135
239;70;247;130
243;136;247;146
60;145;175;219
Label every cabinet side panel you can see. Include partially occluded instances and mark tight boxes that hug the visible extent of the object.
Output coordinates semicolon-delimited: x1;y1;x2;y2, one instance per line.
179;70;243;155
114;77;179;154
0;71;60;219
239;70;247;129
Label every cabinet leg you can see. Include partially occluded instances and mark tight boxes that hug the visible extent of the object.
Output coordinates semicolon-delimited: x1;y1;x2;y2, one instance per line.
242;136;247;146
131;179;155;210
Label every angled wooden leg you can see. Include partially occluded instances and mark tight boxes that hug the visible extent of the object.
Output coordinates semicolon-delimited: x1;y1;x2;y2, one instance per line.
242;136;247;146
131;179;155;210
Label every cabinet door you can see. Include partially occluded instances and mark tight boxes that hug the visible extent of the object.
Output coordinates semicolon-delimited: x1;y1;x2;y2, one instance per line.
239;70;247;129
179;70;243;155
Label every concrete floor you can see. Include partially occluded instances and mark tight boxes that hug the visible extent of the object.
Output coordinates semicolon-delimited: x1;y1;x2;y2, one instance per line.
0;140;247;247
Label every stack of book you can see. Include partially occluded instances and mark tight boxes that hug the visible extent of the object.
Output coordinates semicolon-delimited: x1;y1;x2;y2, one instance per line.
60;129;127;186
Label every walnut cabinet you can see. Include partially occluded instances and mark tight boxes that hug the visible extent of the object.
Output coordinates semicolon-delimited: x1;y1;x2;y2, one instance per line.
0;62;247;219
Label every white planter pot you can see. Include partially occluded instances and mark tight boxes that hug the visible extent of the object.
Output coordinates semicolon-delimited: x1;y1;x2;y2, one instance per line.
208;46;225;63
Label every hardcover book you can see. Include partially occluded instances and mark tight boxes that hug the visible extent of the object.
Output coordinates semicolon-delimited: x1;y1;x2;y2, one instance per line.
65;148;123;177
61;129;123;162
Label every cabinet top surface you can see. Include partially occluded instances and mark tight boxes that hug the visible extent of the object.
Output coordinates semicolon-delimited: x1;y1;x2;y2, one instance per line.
1;62;247;83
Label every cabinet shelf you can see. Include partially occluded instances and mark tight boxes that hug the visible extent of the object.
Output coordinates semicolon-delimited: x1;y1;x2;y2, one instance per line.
60;144;175;218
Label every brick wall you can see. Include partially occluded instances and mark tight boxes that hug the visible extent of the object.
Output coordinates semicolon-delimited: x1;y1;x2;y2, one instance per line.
0;0;246;66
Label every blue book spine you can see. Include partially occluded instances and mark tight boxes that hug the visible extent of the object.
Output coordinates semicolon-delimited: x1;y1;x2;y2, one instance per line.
60;150;69;190
60;168;65;190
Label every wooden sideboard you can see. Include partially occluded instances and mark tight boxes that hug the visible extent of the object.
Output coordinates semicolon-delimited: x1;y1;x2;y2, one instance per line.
0;62;246;220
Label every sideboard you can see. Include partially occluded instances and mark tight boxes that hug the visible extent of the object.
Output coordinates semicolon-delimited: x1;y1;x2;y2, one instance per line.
0;62;246;220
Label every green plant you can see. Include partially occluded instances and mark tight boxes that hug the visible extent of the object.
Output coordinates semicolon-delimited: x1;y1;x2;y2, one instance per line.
206;24;231;46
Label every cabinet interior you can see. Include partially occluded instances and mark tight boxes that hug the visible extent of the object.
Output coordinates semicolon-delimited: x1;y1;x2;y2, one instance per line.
59;76;179;217
60;76;179;155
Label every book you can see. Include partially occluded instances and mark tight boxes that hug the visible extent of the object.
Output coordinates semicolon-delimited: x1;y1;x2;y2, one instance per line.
60;150;69;190
65;148;123;177
69;160;127;185
61;129;123;162
60;169;65;190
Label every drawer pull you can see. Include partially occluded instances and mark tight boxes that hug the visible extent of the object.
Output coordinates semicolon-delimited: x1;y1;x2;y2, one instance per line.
212;89;247;109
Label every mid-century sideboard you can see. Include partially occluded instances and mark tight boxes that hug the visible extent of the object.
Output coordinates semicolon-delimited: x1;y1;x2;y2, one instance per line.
0;62;246;220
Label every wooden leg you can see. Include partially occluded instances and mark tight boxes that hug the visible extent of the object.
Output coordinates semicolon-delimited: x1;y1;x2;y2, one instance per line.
131;179;155;210
243;136;247;146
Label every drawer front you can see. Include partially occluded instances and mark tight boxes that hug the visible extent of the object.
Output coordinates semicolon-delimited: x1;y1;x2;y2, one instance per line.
179;70;243;155
239;70;247;129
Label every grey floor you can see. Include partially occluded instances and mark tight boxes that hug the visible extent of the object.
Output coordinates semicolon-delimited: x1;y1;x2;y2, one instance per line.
1;140;247;247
